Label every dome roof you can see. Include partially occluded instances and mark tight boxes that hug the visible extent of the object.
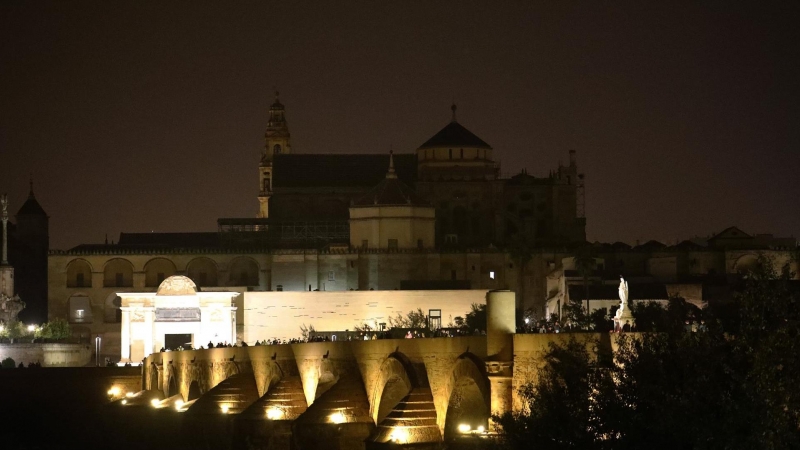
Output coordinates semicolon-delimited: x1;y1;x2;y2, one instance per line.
156;275;198;296
418;120;491;150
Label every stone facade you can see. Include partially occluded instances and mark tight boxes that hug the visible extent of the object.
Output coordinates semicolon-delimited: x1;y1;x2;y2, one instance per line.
49;247;553;361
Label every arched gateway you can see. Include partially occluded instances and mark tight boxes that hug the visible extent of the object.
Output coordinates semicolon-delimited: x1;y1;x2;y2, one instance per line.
117;276;239;363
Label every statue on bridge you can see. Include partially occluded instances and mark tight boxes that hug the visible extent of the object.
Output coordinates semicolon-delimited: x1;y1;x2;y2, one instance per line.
614;276;634;332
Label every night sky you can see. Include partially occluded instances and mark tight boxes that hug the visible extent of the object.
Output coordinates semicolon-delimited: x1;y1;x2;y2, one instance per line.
1;1;797;250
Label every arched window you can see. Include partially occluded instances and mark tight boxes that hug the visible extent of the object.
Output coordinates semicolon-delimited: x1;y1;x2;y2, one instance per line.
273;144;282;154
187;257;219;287
103;259;133;288
144;258;177;287
66;259;92;288
68;294;92;324
228;257;260;286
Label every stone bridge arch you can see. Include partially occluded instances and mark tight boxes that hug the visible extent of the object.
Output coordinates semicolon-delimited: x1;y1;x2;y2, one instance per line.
733;253;759;274
441;352;490;439
365;351;443;446
187;380;202;401
176;359;207;401
370;352;417;425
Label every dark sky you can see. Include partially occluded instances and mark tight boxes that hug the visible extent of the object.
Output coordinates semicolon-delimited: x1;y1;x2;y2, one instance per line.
1;1;798;250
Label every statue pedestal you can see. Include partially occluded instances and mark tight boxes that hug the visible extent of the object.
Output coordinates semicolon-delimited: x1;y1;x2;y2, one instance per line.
615;310;635;330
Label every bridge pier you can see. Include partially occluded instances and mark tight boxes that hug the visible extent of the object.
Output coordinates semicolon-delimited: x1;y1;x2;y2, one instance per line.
485;290;515;431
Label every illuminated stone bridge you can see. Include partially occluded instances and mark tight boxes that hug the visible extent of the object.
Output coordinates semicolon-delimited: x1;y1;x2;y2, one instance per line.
128;291;614;449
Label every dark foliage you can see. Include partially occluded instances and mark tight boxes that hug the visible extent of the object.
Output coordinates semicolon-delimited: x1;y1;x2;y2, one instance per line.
495;255;800;449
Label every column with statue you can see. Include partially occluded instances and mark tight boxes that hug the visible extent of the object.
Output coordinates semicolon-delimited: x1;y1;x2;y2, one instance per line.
1;194;26;325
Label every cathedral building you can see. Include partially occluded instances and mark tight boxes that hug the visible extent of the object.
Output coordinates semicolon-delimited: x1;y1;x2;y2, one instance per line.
45;95;798;362
258;97;586;247
47;96;585;360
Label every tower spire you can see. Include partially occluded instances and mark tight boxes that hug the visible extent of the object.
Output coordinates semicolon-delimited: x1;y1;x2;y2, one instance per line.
29;174;34;198
450;103;457;123
386;150;397;179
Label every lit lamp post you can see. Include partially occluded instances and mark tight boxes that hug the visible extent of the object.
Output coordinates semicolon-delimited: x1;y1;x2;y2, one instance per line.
95;336;102;366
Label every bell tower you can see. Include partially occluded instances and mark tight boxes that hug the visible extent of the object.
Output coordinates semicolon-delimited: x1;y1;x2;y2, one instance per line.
258;91;291;218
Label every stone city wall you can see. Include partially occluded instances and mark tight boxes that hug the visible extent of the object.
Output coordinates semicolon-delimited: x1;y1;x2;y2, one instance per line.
0;342;92;367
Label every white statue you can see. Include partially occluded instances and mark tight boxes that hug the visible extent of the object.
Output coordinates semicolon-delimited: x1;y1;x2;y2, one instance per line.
615;276;629;320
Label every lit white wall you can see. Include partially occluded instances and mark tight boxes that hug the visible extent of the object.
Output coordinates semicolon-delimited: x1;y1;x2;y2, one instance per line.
243;290;487;342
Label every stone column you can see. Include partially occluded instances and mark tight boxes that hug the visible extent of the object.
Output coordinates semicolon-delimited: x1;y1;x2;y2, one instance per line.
120;308;131;362
485;290;515;429
200;306;211;346
143;307;154;359
486;290;515;360
231;308;237;344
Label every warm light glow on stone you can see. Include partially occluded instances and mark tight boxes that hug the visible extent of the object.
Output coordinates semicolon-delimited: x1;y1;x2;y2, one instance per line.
329;411;346;424
151;399;160;407
221;404;230;414
266;407;283;420
175;400;184;410
107;387;121;397
389;428;409;443
121;400;127;405
458;423;471;433
476;425;485;433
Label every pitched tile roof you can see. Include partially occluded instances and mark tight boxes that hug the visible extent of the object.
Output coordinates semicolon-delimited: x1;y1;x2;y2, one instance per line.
16;196;47;216
116;232;221;248
272;154;417;188
352;176;428;207
418;121;491;150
